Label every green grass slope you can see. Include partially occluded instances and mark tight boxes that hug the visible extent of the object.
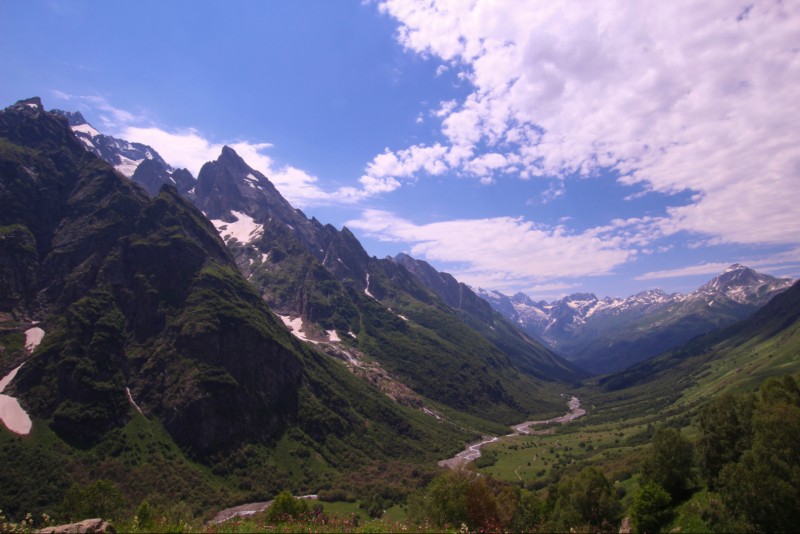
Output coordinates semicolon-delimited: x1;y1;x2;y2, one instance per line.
0;98;471;520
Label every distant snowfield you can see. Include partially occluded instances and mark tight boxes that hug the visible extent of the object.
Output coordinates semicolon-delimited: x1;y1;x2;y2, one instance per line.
24;327;44;352
114;156;142;177
0;364;32;435
211;211;264;244
70;122;101;137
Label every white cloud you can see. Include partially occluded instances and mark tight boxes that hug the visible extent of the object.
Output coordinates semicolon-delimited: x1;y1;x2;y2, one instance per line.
636;262;734;281
51;91;139;128
376;0;800;247
519;281;583;301
636;248;800;280
118;126;219;175
347;209;637;292
120;126;341;208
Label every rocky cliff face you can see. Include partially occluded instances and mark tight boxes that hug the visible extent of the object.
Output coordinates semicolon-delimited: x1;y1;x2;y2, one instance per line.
1;98;304;453
51;109;170;177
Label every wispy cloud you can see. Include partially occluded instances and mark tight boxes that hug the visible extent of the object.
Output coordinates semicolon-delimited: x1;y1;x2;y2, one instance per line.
636;248;800;280
51;91;139;128
636;262;734;281
347;209;639;292
374;0;800;247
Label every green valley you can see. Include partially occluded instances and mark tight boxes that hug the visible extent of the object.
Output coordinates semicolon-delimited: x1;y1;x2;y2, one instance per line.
1;98;799;533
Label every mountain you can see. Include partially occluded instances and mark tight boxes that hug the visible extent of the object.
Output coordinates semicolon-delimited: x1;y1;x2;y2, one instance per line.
45;102;582;421
391;253;585;382
0;97;471;516
50;109;194;196
477;265;794;374
187;145;581;422
597;277;800;401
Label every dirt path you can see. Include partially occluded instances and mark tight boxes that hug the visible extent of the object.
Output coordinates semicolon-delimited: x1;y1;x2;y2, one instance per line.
438;395;585;470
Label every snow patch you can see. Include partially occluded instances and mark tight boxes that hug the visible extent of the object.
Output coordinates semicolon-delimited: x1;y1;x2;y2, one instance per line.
260;253;270;263
364;273;377;300
278;315;318;344
0;364;32;435
24;327;44;352
347;331;357;339
71;123;101;137
115;156;142;177
211;211;264;244
327;330;341;342
79;137;96;150
126;387;143;415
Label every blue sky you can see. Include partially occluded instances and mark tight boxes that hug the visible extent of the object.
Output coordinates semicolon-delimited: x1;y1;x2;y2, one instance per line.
2;0;799;300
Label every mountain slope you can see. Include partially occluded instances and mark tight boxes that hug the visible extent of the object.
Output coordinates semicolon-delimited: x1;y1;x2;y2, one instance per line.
51;109;195;196
478;265;793;374
0;98;470;516
190;146;577;422
391;253;586;382
596;279;800;408
48;102;580;420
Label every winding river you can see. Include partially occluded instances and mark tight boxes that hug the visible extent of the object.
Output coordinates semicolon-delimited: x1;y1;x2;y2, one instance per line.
210;396;585;523
438;395;585;470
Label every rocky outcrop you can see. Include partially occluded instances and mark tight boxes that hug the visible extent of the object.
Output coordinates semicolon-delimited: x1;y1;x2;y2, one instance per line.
38;518;114;533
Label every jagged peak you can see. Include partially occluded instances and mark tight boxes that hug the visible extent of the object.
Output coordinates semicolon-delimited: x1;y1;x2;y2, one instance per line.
511;292;535;306
51;108;88;126
8;97;43;113
563;292;598;302
634;288;668;298
724;263;749;273
220;144;239;158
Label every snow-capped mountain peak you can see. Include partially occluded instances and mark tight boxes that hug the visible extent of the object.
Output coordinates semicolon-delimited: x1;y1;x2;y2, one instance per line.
695;264;792;305
475;264;794;373
51;109;172;178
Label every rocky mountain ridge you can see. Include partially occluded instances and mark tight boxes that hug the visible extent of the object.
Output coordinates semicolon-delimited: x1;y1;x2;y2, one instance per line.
48;98;579;421
186;145;582;420
1;96;479;517
476;265;794;374
45;102;794;381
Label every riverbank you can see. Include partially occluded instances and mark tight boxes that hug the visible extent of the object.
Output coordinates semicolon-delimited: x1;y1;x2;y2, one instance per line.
438;395;585;469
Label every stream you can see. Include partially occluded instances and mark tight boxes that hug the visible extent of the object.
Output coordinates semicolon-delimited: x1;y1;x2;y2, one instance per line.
210;396;585;523
438;395;585;470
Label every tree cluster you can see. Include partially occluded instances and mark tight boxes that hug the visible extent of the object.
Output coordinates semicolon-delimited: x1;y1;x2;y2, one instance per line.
697;374;800;532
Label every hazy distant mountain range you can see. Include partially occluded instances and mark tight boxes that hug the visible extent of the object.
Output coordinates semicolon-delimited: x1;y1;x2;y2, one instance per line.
475;265;794;373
